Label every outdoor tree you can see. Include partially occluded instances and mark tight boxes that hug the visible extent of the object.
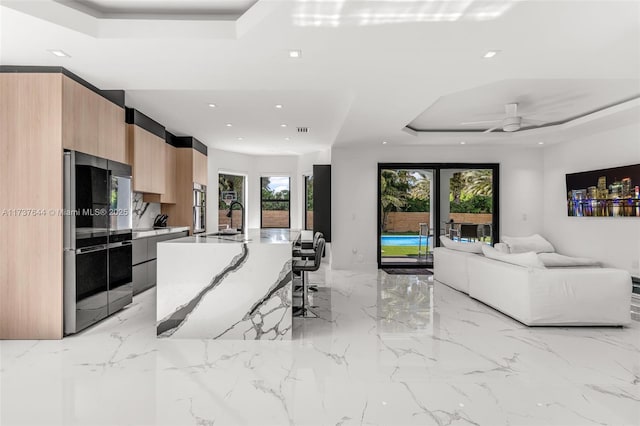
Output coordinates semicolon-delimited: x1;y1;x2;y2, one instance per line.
450;172;464;204
261;177;290;210
380;169;408;232
463;169;493;196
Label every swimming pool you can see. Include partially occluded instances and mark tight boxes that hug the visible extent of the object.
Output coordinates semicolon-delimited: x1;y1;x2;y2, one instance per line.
381;235;431;246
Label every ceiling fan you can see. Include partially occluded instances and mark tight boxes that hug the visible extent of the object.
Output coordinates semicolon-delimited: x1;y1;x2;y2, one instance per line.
460;103;546;133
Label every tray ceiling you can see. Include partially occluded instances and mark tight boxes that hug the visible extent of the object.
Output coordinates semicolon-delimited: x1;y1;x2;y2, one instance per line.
57;0;258;19
408;79;640;132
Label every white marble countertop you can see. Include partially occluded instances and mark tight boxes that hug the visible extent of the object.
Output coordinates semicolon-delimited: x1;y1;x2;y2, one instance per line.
133;226;190;239
165;228;300;245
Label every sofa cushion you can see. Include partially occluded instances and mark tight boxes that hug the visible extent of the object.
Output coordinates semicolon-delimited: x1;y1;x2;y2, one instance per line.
439;236;484;254
500;234;555;254
481;245;546;269
538;253;600;268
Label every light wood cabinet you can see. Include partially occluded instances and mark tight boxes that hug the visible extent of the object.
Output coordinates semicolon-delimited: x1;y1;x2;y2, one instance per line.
193;150;208;186
162;148;194;232
145;143;176;204
62;76;99;156
163;144;177;203
97;98;126;164
62;76;126;164
1;73;64;339
127;124;166;194
161;147;208;234
1;71;126;339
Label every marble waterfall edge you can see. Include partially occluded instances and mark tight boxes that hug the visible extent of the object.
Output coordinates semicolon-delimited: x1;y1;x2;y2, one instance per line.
156;238;293;340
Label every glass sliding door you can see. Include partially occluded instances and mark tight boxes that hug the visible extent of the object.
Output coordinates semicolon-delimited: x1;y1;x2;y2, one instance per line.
379;167;434;267
378;163;499;269
439;168;496;245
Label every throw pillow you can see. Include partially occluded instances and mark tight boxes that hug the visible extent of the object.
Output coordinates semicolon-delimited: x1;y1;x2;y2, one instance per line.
439;236;484;254
500;234;555;254
537;253;600;267
481;245;546;269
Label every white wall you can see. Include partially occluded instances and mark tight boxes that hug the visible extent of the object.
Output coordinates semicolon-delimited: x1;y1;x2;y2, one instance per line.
542;122;640;275
207;148;301;232
331;145;545;269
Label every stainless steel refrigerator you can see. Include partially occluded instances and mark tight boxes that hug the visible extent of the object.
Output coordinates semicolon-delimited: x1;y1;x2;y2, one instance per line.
63;151;133;334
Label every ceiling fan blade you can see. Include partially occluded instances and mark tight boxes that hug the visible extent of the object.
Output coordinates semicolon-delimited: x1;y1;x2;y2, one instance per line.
522;118;547;125
460;120;501;125
483;126;501;133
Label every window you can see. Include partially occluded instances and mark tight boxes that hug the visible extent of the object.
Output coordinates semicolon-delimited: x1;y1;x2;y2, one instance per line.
304;175;313;231
219;173;245;231
261;176;290;228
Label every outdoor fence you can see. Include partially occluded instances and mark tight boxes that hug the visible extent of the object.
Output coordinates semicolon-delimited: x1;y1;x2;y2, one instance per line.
385;212;493;233
261;210;289;228
306;211;313;229
218;210;243;229
218;210;313;229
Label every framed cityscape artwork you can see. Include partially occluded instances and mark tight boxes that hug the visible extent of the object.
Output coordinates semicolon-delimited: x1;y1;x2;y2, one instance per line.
566;164;640;217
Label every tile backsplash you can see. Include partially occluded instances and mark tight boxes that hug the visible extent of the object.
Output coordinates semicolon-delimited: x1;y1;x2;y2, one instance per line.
132;192;161;229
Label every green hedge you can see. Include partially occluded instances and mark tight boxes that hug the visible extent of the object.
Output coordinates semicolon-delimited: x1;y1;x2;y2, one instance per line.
450;195;492;213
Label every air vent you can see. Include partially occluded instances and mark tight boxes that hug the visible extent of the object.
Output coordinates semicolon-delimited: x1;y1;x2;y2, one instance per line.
297;127;309;133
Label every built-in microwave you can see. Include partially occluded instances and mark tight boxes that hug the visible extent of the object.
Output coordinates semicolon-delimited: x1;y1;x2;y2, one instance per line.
193;183;206;234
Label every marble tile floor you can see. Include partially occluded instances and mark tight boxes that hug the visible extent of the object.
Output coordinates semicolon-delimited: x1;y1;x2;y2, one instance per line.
1;266;639;426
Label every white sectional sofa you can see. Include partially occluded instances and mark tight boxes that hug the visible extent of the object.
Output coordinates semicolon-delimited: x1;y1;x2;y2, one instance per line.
433;235;632;326
433;247;477;294
467;255;631;326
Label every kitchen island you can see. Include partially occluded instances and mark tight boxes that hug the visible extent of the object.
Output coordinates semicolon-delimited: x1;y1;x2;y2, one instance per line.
156;229;298;340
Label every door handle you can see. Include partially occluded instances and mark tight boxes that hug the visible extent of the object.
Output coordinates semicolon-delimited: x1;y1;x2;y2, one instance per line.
108;241;132;249
76;244;108;254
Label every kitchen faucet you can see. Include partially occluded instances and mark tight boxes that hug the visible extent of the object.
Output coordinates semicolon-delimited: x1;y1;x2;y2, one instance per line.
226;201;245;233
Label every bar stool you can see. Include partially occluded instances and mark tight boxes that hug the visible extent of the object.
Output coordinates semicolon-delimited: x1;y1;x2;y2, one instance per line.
293;231;323;259
293;232;324;292
293;237;325;318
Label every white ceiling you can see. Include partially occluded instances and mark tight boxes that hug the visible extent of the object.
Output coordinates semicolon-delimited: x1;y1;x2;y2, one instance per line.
408;79;640;132
1;0;639;155
125;89;354;155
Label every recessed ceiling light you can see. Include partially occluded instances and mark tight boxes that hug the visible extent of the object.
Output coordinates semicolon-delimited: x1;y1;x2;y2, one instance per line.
275;104;283;109
483;50;499;58
48;49;70;58
280;124;287;128
225;123;232;127
382;141;388;145
208;103;216;108
284;137;290;141
460;141;466;145
289;50;302;58
538;141;545;145
237;137;243;141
